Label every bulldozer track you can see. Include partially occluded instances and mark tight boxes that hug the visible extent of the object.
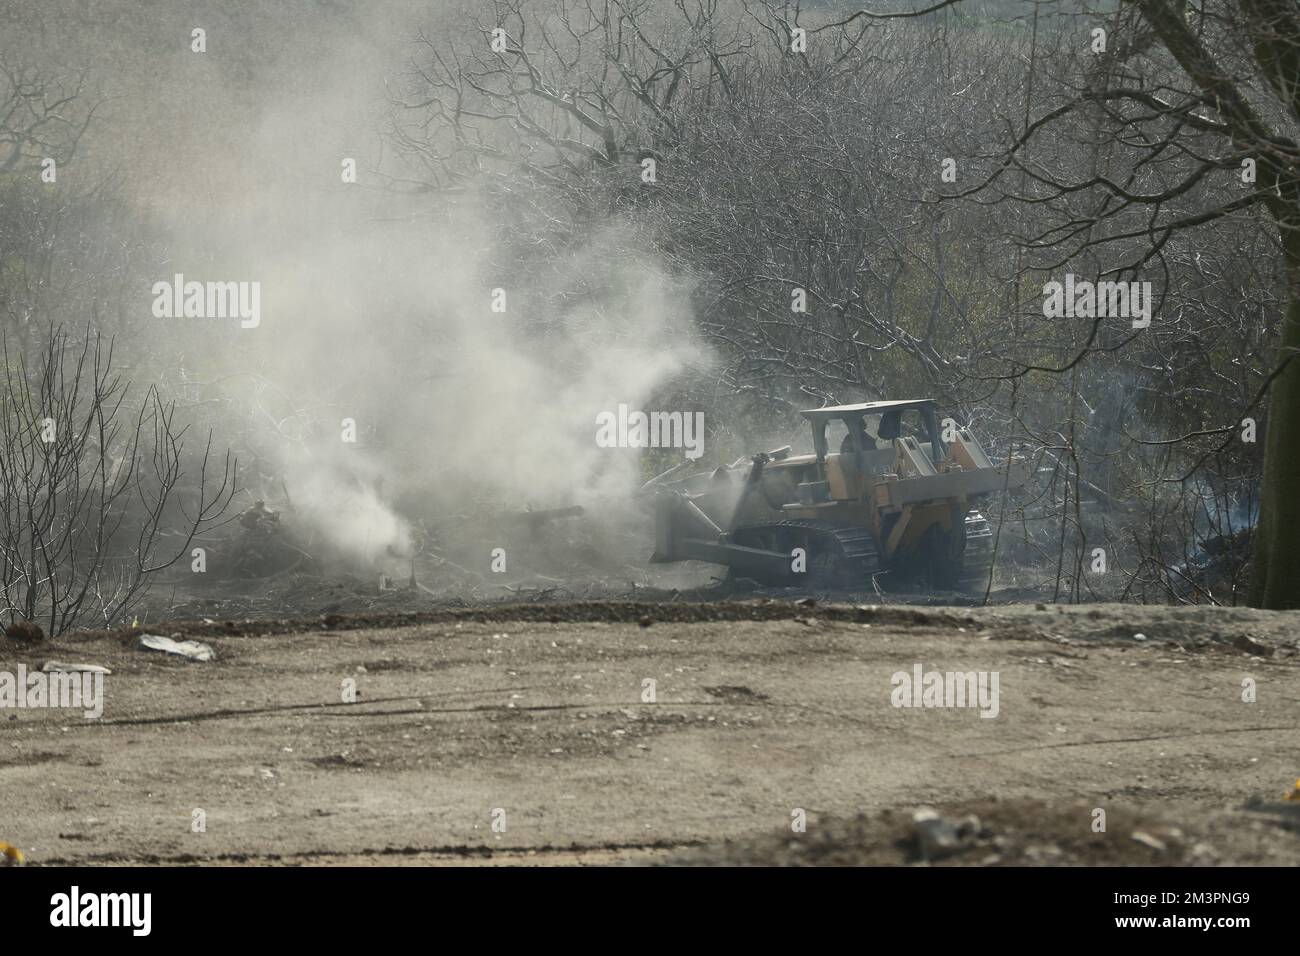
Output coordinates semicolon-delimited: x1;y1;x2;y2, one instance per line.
731;513;993;591
731;519;882;587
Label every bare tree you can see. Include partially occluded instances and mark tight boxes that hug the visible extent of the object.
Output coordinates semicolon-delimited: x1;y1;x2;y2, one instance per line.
948;0;1300;607
0;326;237;636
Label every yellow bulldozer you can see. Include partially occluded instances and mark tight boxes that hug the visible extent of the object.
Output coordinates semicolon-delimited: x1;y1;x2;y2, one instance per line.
650;399;1028;590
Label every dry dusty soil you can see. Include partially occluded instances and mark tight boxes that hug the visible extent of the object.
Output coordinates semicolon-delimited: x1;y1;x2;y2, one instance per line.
3;600;1300;866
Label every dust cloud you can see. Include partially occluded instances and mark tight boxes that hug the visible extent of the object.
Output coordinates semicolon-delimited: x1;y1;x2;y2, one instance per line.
2;1;710;565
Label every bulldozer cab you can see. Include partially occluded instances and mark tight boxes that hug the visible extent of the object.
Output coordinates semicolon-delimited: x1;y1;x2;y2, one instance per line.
806;400;945;481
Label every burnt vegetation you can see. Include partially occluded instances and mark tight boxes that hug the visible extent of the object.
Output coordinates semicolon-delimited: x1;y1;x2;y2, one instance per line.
1;0;1297;628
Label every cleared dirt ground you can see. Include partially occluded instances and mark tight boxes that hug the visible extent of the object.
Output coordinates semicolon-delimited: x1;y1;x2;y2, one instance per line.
3;601;1299;865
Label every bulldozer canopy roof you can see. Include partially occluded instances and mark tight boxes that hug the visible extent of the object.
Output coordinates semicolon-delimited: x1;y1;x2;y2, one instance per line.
799;399;936;423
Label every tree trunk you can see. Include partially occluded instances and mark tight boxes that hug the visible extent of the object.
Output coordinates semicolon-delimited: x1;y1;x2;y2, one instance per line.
1250;228;1300;608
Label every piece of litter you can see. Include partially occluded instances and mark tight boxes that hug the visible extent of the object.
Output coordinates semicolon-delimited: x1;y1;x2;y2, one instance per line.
139;634;215;662
912;808;964;861
1131;830;1167;851
41;661;111;675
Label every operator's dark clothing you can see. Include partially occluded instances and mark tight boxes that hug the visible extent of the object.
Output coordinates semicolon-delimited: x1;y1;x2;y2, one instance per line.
840;428;876;456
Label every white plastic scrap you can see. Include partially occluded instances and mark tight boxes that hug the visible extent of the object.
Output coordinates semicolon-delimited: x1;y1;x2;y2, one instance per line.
139;634;215;662
41;661;112;675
